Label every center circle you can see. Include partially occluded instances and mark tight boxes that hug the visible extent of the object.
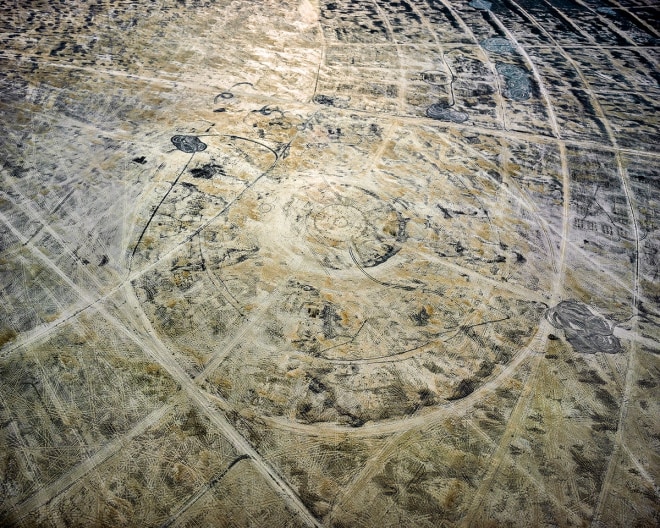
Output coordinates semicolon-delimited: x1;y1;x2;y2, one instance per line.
310;204;369;248
133;138;553;428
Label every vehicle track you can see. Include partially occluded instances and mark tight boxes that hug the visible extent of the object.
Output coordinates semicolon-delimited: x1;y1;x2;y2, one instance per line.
4;405;172;523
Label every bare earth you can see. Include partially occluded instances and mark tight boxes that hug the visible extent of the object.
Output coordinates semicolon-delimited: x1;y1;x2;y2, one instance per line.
0;0;658;526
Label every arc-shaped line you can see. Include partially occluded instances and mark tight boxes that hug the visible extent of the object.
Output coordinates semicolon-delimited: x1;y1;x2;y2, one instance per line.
369;0;407;114
480;5;571;308
1;112;319;361
130;153;195;266
478;4;645;527
425;0;508;129
160;454;252;528
242;324;552;440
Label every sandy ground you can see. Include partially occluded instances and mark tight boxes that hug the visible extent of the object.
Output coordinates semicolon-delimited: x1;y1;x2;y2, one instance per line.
0;0;658;526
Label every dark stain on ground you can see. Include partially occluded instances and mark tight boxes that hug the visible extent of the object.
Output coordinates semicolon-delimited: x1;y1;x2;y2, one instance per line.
50;41;67;56
546;300;622;354
189;164;226;179
361;243;401;268
410;307;430;326
313;94;336;106
180;408;207;437
171;135;207;153
447;378;476;400
321;304;341;339
637;379;657;389
309;377;328;394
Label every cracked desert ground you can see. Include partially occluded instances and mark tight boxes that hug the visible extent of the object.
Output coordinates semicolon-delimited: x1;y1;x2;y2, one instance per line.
0;0;658;526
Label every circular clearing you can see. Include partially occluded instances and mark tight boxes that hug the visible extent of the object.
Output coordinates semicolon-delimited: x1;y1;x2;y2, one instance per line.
311;204;370;248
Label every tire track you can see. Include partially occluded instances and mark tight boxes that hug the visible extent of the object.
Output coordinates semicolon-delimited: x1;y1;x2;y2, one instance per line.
4;405;172;524
258;322;549;440
494;5;645;524
1;203;320;527
369;0;407;114
465;417;583;527
121;285;322;528
459;350;544;527
426;0;508;130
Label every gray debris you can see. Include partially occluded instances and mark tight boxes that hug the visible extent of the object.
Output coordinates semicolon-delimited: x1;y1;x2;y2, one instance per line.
546;300;623;354
496;63;532;101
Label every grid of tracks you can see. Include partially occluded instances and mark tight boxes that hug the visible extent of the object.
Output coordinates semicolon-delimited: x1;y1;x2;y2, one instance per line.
0;1;658;526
